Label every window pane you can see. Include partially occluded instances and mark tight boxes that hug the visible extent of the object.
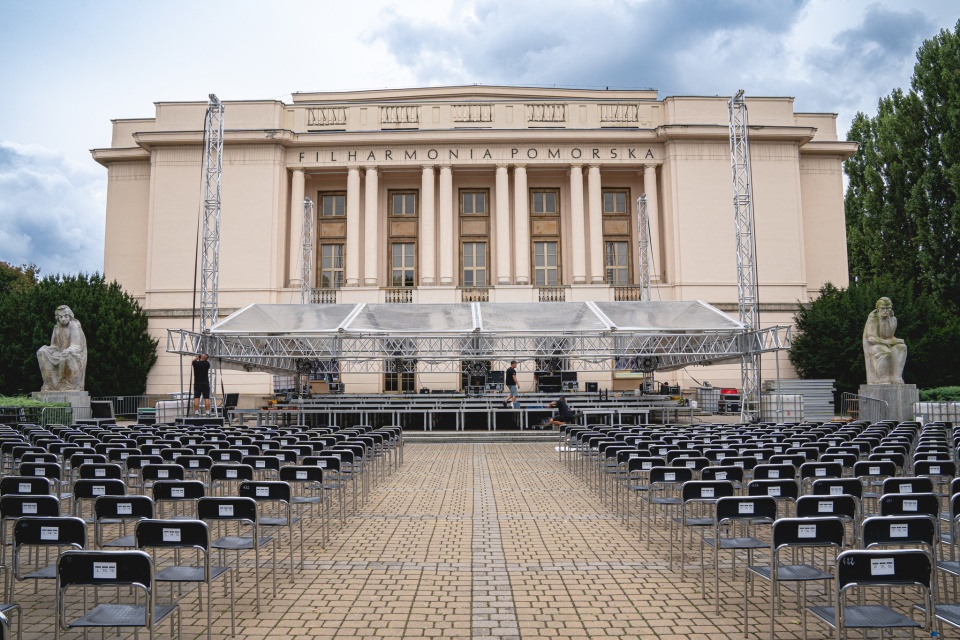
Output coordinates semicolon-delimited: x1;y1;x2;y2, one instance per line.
615;193;626;213
476;192;485;213
545;192;556;213
603;192;613;213
462;193;473;214
405;194;415;213
534;192;543;213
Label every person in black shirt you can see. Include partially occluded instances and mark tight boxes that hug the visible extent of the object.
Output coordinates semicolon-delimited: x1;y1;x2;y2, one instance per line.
503;360;519;408
192;353;211;416
545;396;577;428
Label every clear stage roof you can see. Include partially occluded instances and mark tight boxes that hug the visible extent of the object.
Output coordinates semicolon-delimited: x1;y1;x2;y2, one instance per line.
167;300;788;374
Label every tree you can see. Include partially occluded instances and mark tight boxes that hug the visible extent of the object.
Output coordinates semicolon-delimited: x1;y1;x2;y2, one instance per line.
0;269;158;397
845;20;960;305
790;278;960;394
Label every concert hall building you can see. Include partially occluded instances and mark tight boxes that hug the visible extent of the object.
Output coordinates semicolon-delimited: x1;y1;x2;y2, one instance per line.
92;86;855;398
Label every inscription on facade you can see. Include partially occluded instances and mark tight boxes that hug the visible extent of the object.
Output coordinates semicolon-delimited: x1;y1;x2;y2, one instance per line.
296;145;657;164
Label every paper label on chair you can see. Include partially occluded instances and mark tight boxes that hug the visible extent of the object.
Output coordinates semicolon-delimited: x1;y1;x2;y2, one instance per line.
40;526;59;540
903;499;918;512
171;487;185;498
890;524;909;538
256;486;269;497
219;504;233;516
738;502;754;514
189;460;199;468
899;483;912;493
18;483;30;493
171;453;180;460
92;485;105;496
83;458;92;465
815;468;827;477
117;503;132;515
629;454;639;460
221;454;230;461
120;453;128;460
734;461;744;468
23;502;37;514
869;466;880;475
331;453;341;460
829;486;843;495
226;469;237;478
768;486;781;497
664;472;675;481
756;454;764;460
798;524;816;538
769;469;779;479
701;487;714;498
162;528;181;542
929;455;939;461
931;466;941;474
296;471;308;480
256;461;266;468
716;472;727;480
196;448;206;455
150;449;160;455
642;462;653;470
870;558;895;575
157;469;169;478
818;501;834;513
686;460;696;469
93;562;117;580
659;448;668;455
318;461;327;468
95;468;105;477
34;468;45;476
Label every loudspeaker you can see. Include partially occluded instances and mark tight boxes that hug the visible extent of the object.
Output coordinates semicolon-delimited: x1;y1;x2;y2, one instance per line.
585;382;599;392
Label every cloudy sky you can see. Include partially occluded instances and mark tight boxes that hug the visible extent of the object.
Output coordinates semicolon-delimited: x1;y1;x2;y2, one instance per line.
1;0;957;277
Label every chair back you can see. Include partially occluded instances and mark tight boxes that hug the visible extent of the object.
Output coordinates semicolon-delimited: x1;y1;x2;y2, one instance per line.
136;518;210;550
0;494;60;519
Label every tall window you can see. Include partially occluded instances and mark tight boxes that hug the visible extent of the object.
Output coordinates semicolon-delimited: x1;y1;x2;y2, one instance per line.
462;242;487;287
603;190;628;215
531;189;559;215
321;193;346;217
391;192;417;216
605;241;629;285
461;191;487;215
533;241;559;286
391;243;416;287
319;244;344;288
385;361;415;393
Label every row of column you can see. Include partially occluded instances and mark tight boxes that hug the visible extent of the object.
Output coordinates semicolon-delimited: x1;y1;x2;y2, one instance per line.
289;163;660;288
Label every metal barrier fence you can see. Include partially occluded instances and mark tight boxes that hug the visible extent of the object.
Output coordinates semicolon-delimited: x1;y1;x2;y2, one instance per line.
92;395;152;418
840;392;889;423
40;405;92;426
914;402;960;425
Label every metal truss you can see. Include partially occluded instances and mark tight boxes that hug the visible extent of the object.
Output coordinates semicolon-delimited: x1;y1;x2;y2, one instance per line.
167;325;791;375
729;90;762;421
300;197;314;304
636;195;652;301
198;94;224;410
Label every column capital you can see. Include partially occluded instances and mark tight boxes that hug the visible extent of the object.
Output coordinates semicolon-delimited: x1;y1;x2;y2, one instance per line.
364;165;378;173
421;164;437;171
513;163;527;170
495;163;509;170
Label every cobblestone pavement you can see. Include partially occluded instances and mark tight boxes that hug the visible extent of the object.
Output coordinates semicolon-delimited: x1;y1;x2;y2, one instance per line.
16;443;843;639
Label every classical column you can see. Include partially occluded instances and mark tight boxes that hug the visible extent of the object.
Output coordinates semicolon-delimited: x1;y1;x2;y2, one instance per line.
438;166;454;285
363;166;379;286
569;164;586;284
587;165;604;283
345;168;361;286
420;166;436;285
288;169;305;288
643;164;661;281
495;164;511;285
513;165;529;285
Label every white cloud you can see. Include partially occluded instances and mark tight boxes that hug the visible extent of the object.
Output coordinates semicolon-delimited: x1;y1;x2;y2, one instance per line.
0;141;105;276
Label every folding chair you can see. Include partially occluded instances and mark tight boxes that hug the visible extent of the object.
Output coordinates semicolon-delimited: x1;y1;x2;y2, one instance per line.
807;549;932;639
54;549;181;640
197;496;276;613
701;495;776;613
745;517;846;640
136;518;235;639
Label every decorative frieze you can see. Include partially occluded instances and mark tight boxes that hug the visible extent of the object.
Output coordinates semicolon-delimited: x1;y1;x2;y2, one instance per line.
600;103;639;124
526;103;566;123
380;105;420;125
307;107;347;126
452;104;493;123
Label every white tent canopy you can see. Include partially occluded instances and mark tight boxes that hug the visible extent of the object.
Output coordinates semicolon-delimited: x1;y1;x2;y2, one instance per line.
167;300;788;374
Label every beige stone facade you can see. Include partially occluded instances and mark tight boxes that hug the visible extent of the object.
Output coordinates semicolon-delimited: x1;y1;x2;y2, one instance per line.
92;86;854;397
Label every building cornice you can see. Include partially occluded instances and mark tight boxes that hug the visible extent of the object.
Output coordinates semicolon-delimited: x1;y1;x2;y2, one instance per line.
292;85;660;104
798;140;858;159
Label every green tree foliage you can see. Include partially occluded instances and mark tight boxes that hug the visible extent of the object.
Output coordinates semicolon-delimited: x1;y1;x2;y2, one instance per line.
845;21;960;305
790;278;960;394
0;265;158;397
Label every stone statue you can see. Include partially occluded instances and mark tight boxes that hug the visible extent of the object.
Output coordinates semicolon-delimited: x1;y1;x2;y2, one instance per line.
37;305;88;392
863;297;907;385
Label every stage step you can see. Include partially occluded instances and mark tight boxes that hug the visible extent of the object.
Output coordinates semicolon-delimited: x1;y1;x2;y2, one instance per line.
404;429;559;443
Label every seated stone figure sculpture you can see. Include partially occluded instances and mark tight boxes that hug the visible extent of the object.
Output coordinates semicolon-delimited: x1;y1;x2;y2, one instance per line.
37;305;88;391
862;297;907;385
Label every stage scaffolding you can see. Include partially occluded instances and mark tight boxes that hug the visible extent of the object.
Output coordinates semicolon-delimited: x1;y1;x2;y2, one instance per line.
166;300;790;376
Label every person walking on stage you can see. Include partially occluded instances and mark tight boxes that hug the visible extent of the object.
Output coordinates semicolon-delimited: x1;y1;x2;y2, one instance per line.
503;360;519;408
192;353;212;416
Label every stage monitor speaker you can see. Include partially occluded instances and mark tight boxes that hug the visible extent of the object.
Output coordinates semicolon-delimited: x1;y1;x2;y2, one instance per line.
585;382;599;392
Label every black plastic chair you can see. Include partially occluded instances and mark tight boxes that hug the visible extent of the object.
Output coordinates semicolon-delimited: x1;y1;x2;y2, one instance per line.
239;481;300;578
807;549;932;638
94;494;155;548
54;549;181;640
136;518;234;639
12;516;86;606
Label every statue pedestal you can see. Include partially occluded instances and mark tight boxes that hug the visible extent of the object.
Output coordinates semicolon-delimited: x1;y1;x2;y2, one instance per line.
32;391;91;414
858;384;919;423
